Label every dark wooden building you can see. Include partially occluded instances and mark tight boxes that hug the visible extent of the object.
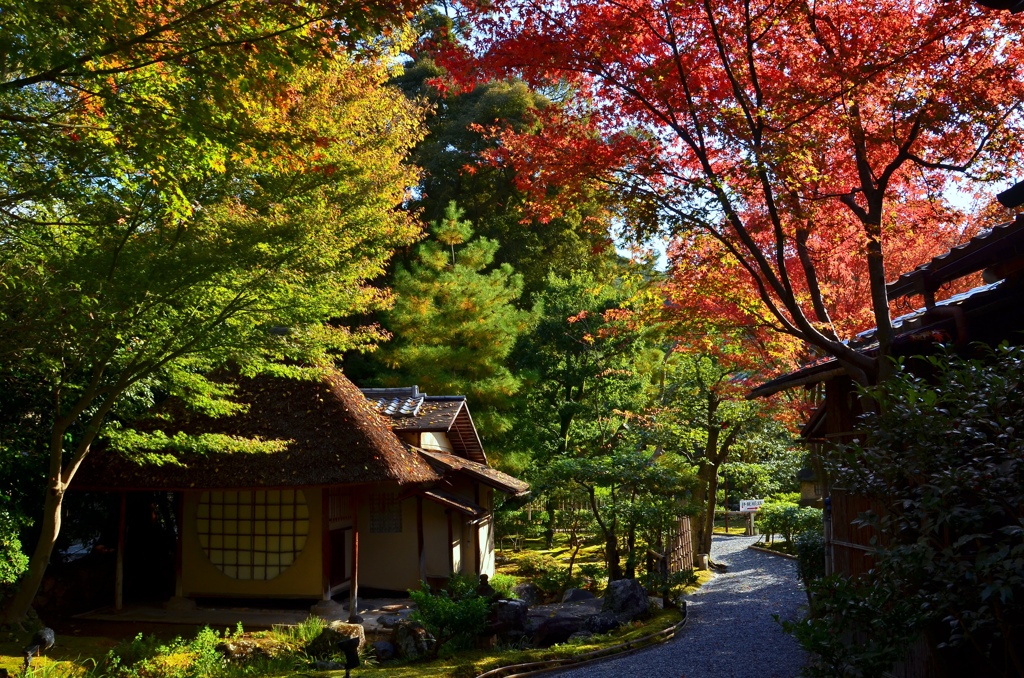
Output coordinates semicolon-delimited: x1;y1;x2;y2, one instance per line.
750;213;1024;577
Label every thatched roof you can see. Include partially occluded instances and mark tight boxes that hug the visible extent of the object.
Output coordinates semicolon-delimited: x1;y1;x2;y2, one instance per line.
75;370;440;491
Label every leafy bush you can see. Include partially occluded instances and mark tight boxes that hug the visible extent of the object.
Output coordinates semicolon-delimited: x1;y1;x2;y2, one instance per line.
794;529;826;588
781;575;921;678
409;576;491;658
534;565;585;599
489;572;518;599
510;550;606;600
0;496;29;589
105;632;166;672
102;626;237;677
756;501;822;550
643;568;699;608
514;551;560;576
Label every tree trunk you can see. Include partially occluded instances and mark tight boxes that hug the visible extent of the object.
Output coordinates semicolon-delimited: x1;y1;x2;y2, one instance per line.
700;467;721;556
625;523;637;580
1;479;64;624
605;534;623;581
864;218;893;383
543;497;556;549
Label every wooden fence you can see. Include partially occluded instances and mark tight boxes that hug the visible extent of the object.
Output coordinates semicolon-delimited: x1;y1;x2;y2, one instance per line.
666;515;693;573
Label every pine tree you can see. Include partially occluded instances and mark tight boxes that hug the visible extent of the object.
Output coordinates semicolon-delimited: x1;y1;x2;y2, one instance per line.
379;202;535;438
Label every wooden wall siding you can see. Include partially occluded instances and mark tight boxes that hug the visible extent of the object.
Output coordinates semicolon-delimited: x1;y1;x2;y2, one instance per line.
668;516;694;573
829;488;878;579
886;634;937;678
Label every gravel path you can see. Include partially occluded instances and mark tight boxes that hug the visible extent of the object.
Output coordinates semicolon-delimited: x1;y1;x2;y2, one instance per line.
551;535;809;678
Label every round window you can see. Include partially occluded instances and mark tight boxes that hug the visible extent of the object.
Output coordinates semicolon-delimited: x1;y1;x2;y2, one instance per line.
195;490;310;580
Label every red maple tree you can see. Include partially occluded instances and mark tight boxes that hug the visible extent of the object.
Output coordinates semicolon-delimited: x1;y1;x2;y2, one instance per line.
445;0;1024;384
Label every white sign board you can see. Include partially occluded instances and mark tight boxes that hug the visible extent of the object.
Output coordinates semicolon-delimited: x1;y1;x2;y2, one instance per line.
739;499;764;512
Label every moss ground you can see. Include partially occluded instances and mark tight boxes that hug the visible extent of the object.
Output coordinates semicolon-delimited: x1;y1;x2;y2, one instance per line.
0;628;117;676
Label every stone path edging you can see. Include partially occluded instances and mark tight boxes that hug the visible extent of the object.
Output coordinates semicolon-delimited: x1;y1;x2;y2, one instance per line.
746;544;799;560
474;611;689;678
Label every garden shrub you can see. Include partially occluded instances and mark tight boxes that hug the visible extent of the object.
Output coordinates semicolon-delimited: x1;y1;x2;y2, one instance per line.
510;550;606;599
781;574;921;678
794;529;826;589
643;568;699;608
409;576;490;658
756;501;822;551
513;551;560;576
0;496;29;592
489;572;518;599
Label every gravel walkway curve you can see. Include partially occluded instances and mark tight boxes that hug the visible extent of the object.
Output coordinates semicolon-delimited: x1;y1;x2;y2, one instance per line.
551;535;808;678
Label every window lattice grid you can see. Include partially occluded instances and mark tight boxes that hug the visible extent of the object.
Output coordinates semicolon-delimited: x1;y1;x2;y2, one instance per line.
196;490;309;580
368;490;402;534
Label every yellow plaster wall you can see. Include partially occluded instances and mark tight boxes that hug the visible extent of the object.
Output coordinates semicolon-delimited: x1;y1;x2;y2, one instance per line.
423;500;449;578
357;496;421;591
181;488;323;598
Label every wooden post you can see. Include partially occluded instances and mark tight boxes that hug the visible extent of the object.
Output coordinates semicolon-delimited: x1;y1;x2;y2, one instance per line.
447;510;454;574
348;493;359;621
321;490;331;600
473;483;481;574
115;492;127;611
416;496;426;583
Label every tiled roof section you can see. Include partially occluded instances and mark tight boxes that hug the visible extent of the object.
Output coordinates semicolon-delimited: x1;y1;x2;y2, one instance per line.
75;371;440;491
856;281;1004;344
749;277;1022;399
361;386;425;418
887;215;1024;300
360;387;487;464
416;447;530;497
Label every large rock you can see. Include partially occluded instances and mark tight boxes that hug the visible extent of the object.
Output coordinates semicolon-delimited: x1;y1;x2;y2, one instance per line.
561;588;596;603
391;620;436;660
601;579;650;623
513;582;543;606
371;641;396;662
529;610;585;647
304;621;365;658
492;599;528;635
526;599;602;648
582;611;621;634
376;614;404;630
216;638;289;663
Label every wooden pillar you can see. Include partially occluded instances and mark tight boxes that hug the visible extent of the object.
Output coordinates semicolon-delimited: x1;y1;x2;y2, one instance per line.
174;492;184;598
321;490;331;600
416;495;426;583
447;510;454;574
473;483;481;574
115;491;127;611
348;493;359;621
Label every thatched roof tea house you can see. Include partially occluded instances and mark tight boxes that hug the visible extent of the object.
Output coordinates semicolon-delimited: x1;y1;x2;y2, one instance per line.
75;370;527;617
